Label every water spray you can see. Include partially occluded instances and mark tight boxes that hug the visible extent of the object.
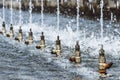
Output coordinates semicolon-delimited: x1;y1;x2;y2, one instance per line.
10;0;13;24
3;0;5;22
19;0;22;26
41;0;44;26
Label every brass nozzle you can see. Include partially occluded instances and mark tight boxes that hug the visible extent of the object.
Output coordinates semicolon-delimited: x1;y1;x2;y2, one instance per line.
1;22;6;36
10;24;13;30
30;28;32;32
41;32;44;40
74;41;81;63
2;22;5;27
29;28;33;37
27;28;33;44
16;26;23;42
56;36;60;45
99;45;106;63
42;32;43;35
99;45;105;56
19;26;22;33
75;41;80;51
57;36;59;40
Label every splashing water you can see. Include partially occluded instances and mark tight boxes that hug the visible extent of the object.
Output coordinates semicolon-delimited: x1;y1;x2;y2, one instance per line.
100;0;104;44
19;0;22;25
83;28;86;43
10;0;13;24
57;0;60;34
41;0;44;26
76;0;80;41
0;8;120;79
2;0;5;22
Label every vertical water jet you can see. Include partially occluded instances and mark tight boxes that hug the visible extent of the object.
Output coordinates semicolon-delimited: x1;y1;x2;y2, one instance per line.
57;0;60;33
76;0;80;33
2;0;5;22
19;0;22;25
29;0;32;24
100;0;104;44
10;0;13;24
41;0;44;26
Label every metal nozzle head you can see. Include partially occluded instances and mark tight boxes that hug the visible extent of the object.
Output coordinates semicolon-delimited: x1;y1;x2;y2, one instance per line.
100;45;103;50
75;41;80;51
42;32;44;35
30;28;32;32
99;45;105;56
10;26;13;30
10;24;13;27
20;26;21;29
56;36;60;45
2;21;5;27
76;41;79;45
41;32;44;40
10;24;13;30
3;21;5;24
57;36;59;40
19;26;22;33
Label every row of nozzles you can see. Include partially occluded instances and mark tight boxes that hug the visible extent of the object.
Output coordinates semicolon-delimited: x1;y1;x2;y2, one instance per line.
0;21;113;77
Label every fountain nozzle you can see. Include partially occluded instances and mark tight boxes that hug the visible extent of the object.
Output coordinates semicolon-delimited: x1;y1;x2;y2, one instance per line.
2;21;5;27
36;32;46;49
98;45;113;77
51;35;61;57
25;28;33;45
15;26;23;42
69;41;81;63
0;22;6;36
6;24;14;38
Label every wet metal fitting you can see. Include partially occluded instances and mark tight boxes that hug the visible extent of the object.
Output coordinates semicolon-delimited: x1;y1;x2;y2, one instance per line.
98;45;113;76
55;36;61;56
25;28;33;45
98;45;107;75
99;45;106;63
6;24;14;38
15;26;23;42
0;22;6;36
74;41;81;63
51;36;61;57
69;41;81;63
36;32;45;49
